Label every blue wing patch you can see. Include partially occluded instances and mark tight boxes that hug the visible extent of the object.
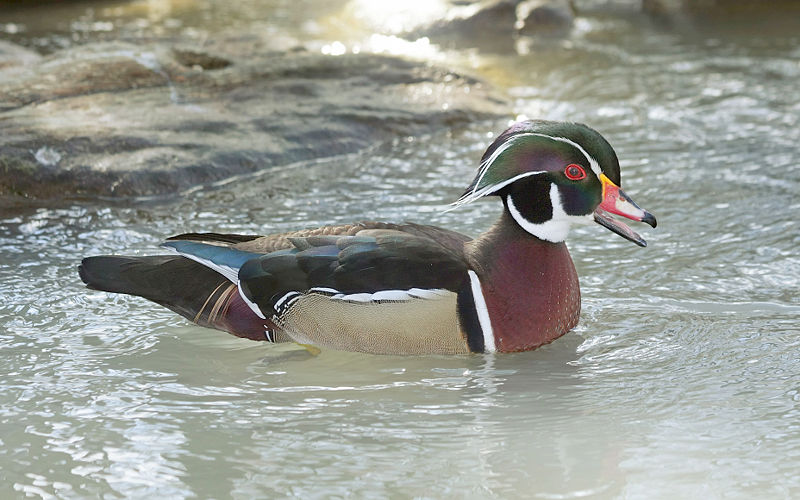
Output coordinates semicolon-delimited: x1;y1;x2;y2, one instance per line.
161;240;261;283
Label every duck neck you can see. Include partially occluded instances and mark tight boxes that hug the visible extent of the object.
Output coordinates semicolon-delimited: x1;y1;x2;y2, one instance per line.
465;210;581;352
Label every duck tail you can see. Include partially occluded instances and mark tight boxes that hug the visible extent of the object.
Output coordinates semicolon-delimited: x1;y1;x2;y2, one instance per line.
78;255;271;341
79;255;197;303
79;254;228;318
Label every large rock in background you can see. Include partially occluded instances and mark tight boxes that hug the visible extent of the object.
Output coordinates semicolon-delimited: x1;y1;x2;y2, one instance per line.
404;0;575;51
0;38;508;202
0;40;41;70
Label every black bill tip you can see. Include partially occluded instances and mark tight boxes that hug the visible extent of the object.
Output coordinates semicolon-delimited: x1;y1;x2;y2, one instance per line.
593;210;648;247
642;211;657;228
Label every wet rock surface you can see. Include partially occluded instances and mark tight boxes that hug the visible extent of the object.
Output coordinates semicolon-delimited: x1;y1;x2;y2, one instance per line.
0;40;41;70
518;0;575;37
0;39;508;202
406;0;574;50
409;0;519;49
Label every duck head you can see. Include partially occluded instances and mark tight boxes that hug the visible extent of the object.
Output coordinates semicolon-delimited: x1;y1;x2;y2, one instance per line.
454;120;657;246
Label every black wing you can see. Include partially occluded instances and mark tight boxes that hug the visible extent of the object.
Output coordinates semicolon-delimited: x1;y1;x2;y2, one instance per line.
237;227;471;317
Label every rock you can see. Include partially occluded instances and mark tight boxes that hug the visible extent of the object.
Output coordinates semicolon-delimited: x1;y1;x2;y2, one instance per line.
0;40;41;71
437;0;519;37
406;0;574;50
172;48;232;71
406;0;520;51
518;0;575;37
638;0;800;32
0;41;508;201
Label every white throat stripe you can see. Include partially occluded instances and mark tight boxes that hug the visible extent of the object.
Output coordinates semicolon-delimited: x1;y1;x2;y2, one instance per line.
507;184;572;243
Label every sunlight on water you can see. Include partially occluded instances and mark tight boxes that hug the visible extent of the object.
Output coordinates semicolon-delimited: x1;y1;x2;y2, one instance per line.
1;1;799;498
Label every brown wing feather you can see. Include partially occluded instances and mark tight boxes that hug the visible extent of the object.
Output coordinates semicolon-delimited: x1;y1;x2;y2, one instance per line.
167;222;474;257
166;232;261;245
392;222;473;255
232;222;473;255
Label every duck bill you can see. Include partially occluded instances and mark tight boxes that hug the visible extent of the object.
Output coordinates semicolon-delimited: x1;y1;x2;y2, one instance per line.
593;173;657;247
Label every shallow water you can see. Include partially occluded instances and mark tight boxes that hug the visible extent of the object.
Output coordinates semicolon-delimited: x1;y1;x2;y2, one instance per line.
2;2;799;498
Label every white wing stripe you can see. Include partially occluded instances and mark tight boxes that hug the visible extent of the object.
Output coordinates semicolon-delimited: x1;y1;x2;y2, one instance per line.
468;270;496;353
237;281;266;319
164;247;240;283
283;287;453;304
274;291;302;311
371;290;418;301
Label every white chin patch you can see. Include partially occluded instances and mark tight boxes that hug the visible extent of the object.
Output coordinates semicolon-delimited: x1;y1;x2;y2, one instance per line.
572;213;596;226
507;183;577;243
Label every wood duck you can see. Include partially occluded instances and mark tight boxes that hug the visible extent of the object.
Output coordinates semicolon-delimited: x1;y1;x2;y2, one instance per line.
79;120;656;354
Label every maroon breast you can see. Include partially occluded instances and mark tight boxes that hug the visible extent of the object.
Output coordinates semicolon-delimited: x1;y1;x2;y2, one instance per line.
474;238;581;352
196;283;273;341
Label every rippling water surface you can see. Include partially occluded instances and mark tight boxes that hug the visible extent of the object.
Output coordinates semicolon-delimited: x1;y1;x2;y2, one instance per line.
1;2;799;498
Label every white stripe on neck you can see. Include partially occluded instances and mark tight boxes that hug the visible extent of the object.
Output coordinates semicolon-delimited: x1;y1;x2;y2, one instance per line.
468;270;496;353
507;184;572;243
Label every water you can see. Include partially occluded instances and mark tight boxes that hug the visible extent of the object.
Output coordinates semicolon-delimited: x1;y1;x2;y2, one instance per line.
2;2;799;498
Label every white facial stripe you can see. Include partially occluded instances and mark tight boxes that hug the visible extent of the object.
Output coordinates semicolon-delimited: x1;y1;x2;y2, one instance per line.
468;270;496;353
507;184;572;243
471;134;530;193
452;131;603;208
549;135;602;178
451;170;546;208
550;181;568;220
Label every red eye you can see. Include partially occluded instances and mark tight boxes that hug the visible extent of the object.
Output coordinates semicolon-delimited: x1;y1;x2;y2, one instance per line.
564;164;586;181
